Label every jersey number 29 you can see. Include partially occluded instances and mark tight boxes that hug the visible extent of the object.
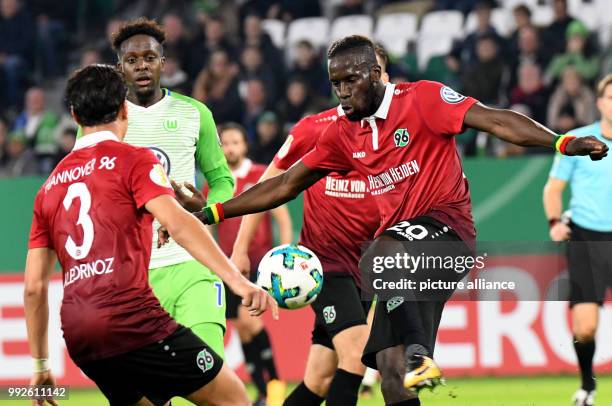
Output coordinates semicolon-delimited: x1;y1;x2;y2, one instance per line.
62;182;94;260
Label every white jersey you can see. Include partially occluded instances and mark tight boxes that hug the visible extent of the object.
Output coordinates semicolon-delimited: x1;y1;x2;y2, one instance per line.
124;89;228;269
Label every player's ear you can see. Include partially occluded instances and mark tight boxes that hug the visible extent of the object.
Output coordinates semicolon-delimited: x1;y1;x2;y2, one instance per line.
69;106;81;126
160;56;166;72
370;64;381;82
118;101;128;121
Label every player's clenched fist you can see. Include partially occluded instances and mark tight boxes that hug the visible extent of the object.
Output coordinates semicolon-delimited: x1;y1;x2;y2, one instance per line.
565;136;609;160
233;279;279;320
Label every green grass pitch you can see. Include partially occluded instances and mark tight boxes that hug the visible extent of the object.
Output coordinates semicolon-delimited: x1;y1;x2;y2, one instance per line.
2;376;610;405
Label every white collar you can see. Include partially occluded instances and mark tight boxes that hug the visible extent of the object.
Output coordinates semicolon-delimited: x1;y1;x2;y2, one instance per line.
232;158;252;179
361;83;396;127
336;105;345;117
73;131;119;150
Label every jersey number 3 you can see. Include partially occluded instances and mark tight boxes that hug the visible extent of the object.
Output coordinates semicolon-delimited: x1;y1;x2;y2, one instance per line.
62;182;94;260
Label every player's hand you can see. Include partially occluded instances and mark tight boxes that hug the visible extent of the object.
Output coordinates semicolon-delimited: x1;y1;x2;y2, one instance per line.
565;136;608;160
230;249;252;277
550;222;571;241
234;279;279;320
157;226;170;248
30;370;59;406
171;180;207;212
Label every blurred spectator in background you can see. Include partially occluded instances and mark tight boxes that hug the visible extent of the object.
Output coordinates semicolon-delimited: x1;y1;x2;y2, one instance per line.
10;87;58;173
242;13;285;88
193;49;243;124
545;20;599;84
79;49;102;68
115;0;192;22
435;0;481;15
189;14;238;78
161;51;190;94
0;134;37;177
509;26;550;89
239;45;278;104
242;78;269;139
32;0;71;79
266;0;322;22
0;118;7;168
277;77;314;131
288;40;329;99
0;0;35;109
51;127;75;168
449;1;507;71
250;111;284;164
543;0;575;57
462;35;509;106
509;4;532;52
547;67;596;134
162;13;191;71
334;0;365;18
510;63;550;124
97;18;125;64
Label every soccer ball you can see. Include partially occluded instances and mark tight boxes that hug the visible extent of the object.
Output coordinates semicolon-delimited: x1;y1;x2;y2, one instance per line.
256;244;323;309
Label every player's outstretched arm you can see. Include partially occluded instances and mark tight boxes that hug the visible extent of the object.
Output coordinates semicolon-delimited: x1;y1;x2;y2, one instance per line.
464;103;608;160
201;162;327;225
24;248;60;405
231;163;288;274
145;195;278;319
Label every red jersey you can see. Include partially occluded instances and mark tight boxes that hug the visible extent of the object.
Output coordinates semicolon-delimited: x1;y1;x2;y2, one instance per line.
302;81;478;243
274;107;380;284
216;159;272;272
28;131;178;364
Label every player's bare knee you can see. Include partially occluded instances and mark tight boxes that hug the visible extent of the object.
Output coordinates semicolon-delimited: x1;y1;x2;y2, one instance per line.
304;374;333;397
575;324;597;342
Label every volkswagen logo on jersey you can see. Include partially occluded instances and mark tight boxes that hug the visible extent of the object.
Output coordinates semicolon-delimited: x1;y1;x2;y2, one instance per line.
148;147;171;175
440;86;466;104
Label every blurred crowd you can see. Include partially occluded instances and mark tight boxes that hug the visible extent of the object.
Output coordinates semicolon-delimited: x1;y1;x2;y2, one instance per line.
0;0;610;177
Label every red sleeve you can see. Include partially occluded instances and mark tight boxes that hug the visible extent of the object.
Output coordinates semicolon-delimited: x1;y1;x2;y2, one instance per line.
127;148;175;209
415;81;478;136
28;191;51;249
273;117;318;170
300;120;353;174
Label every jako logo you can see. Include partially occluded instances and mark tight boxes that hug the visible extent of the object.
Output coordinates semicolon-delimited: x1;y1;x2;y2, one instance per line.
353;151;366;158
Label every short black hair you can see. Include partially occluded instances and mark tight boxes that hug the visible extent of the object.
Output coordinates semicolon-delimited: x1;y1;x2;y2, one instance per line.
66;65;127;127
111;17;166;53
218;122;248;144
328;35;377;66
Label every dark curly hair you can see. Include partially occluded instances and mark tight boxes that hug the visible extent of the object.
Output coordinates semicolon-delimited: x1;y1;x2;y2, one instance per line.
111;17;166;53
66;65;127;127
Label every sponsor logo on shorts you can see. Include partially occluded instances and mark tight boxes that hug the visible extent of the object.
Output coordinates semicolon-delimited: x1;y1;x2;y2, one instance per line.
196;349;214;373
386;296;405;313
323;305;336;324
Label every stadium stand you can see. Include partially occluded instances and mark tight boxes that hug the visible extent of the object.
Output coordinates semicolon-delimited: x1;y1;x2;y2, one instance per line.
1;0;611;177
